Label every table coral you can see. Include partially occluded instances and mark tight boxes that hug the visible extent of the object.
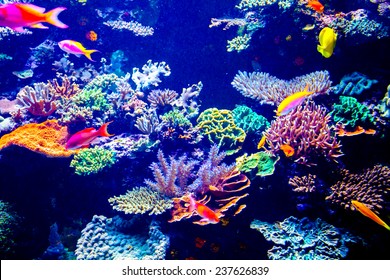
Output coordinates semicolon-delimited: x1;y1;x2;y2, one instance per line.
0;120;75;157
250;216;359;260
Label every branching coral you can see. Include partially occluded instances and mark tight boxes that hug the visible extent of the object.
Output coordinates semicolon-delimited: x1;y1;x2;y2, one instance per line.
147;89;178;108
0;120;75;157
232;70;331;106
16;82;58;116
325;164;390;213
288;174;317;193
108;187;173;215
70;147;117;175
250;216;360;260
264;100;343;166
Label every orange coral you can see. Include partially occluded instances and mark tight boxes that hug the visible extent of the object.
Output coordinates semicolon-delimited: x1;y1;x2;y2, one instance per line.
0;120;76;157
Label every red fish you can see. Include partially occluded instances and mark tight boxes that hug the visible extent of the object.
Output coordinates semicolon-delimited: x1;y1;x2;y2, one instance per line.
307;0;324;13
189;195;220;224
66;121;114;150
0;3;68;32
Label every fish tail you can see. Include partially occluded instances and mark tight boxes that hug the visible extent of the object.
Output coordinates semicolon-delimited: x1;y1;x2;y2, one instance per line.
45;7;68;29
83;49;100;62
98;121;114;137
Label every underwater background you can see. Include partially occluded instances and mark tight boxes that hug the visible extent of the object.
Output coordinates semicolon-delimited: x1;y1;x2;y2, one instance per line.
0;0;390;260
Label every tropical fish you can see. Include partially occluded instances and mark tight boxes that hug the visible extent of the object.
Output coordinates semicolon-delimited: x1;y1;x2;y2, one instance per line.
58;40;99;62
302;24;315;31
307;0;324;13
257;135;267;149
12;69;33;79
351;200;390;231
66;121;114;150
189;195;220;224
280;144;294;157
317;27;337;58
276;84;314;116
0;3;68;32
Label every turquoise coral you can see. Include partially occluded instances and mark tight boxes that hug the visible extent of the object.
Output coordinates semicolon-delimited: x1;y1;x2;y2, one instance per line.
70;147;117;175
250;216;360;260
232;105;270;135
333;72;378;96
331;96;375;128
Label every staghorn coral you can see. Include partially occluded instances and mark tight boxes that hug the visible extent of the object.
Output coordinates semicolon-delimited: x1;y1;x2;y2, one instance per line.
232;70;331;106
144;149;199;197
288;174;317;193
48;75;81;100
16;82;58;116
70;147;117;175
325;164;390;213
0;120;75;157
196;108;246;155
108;187;173;215
75;215;169;260
250;216;360;260
264;100;343;166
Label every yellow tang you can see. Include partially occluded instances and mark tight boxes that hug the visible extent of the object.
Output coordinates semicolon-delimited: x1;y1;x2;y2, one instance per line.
317;27;337;58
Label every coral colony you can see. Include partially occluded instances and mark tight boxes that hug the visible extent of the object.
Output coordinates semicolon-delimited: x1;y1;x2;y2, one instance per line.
0;0;390;260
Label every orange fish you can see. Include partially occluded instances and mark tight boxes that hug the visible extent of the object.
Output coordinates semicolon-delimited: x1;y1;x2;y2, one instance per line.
351;200;390;231
307;0;324;13
280;144;294;157
189;195;220;224
66;121;114;150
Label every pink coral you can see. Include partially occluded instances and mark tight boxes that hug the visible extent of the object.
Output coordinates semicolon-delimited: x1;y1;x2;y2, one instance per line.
264;101;343;166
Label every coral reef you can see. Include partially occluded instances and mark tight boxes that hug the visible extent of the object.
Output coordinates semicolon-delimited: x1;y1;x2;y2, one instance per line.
264;101;343;166
325;164;390;213
288;174;317;193
250;216;359;260
70;147;117;175
108;187;173;215
333;72;378;96
232;70;331;106
0;120;75;157
236;152;279;178
196;108;246;155
331;96;376;129
75;215;169;260
231;105;270;135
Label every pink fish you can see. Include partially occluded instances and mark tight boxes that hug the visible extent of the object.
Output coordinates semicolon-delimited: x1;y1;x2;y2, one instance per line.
276;84;314;116
66;122;114;150
0;3;68;32
58;40;99;61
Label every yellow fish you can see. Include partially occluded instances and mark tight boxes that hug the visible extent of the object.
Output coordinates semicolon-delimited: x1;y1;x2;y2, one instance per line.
351;200;390;231
276;84;314;116
302;24;315;31
317;27;337;58
257;135;267;149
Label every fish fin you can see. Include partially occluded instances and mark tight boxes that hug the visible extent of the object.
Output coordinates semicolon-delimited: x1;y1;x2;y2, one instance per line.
30;23;49;29
75;54;82;57
98;121;114;137
45;7;68;29
13;27;26;32
16;3;46;13
83;49;100;62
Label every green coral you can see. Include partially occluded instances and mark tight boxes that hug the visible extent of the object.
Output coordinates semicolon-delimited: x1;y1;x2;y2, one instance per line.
232;105;270;135
70;147;117;175
0;200;19;258
196;108;246;155
236;152;279;178
331;96;375;128
160;108;192;128
376;84;390;119
227;34;251;52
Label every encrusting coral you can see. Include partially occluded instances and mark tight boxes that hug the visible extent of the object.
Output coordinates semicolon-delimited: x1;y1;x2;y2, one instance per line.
0;120;76;157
